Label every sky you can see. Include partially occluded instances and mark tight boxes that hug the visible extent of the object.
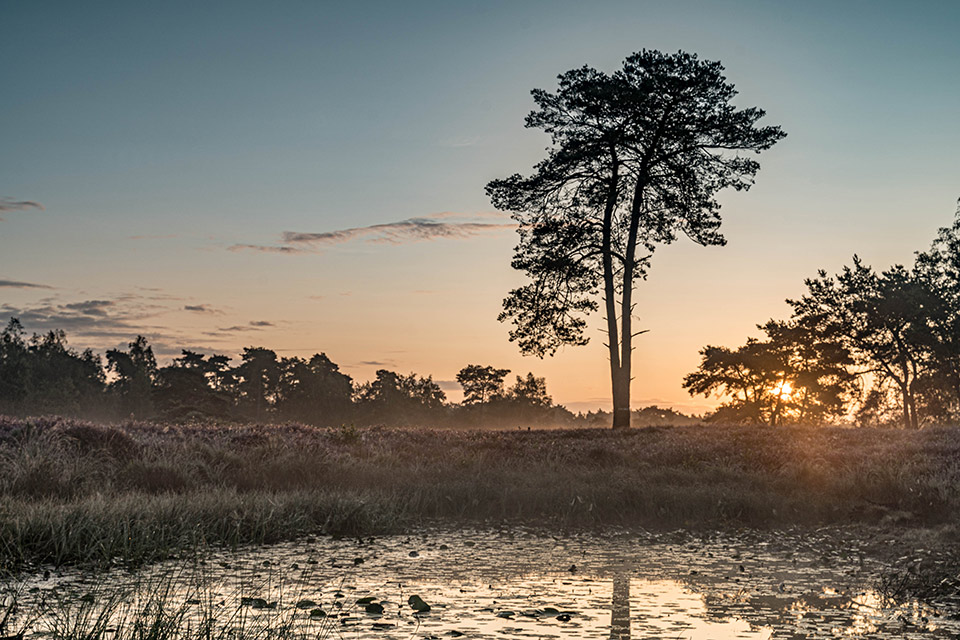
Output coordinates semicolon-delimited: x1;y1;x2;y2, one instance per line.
2;1;959;414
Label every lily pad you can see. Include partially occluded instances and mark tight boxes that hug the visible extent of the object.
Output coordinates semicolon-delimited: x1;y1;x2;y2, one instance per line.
365;602;385;614
408;594;431;613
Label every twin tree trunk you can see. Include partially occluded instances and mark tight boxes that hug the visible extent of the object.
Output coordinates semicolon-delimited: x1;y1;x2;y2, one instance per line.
603;155;645;429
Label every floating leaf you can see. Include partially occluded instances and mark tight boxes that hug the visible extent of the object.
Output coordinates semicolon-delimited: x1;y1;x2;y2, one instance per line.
408;594;431;612
296;599;318;609
240;597;268;609
365;602;385;614
310;608;327;619
356;596;376;604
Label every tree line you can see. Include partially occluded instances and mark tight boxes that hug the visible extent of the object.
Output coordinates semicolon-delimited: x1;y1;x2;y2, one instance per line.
0;323;576;426
685;203;960;428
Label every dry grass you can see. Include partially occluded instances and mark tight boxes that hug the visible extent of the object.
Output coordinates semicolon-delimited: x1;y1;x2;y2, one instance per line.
1;416;959;568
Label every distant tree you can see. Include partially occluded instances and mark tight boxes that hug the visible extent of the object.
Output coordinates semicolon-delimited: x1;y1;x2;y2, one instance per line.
487;49;785;428
355;369;446;424
399;372;446;409
235;347;279;421
0;318;29;412
508;372;552;407
759;319;856;424
106;335;157;419
154;350;234;419
683;320;855;425
456;364;511;404
789;259;935;429
276;353;353;424
913;202;960;423
683;340;773;424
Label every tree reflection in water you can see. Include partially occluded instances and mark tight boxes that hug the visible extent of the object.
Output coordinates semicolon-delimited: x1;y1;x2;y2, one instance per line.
610;572;631;639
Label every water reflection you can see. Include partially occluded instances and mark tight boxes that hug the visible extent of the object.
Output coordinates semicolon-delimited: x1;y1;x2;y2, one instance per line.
610;572;630;640
4;530;958;639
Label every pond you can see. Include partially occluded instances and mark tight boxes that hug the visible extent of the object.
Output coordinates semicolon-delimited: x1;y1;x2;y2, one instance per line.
5;528;959;639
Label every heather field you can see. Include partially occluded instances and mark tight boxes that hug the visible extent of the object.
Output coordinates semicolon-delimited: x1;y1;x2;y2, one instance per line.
1;416;959;570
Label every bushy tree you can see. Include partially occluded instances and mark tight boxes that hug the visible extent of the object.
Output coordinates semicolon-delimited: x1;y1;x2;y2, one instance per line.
684;320;854;425
456;364;511;404
235;347;279;421
788;259;935;429
276;353;353;424
154;350;235;420
508;373;552;407
355;369;446;425
106;335;157;419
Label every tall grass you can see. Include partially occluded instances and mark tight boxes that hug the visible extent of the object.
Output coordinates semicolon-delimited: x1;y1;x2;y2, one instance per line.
1;416;959;568
1;566;347;640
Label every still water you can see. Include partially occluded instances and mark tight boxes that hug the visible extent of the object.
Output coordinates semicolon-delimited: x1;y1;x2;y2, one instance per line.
7;528;959;639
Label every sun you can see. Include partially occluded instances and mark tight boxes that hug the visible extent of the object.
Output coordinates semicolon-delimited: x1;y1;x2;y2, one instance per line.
774;380;793;399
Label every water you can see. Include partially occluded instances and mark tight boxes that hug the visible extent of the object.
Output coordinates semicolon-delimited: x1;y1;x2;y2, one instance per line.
6;528;959;638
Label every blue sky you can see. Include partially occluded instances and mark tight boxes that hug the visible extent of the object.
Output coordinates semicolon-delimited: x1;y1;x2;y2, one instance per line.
2;1;958;412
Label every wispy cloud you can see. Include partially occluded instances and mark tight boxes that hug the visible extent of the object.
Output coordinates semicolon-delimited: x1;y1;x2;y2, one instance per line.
209;321;275;334
1;292;268;360
0;279;53;289
229;244;306;254
1;298;153;338
0;197;44;221
184;304;221;314
229;212;515;254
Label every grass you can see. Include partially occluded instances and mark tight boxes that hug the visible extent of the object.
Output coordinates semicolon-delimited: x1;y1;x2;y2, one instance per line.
0;565;353;640
1;415;959;569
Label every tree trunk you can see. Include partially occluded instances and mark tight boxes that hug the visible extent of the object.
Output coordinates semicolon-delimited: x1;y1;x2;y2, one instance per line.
907;386;919;430
601;151;626;429
612;366;631;428
900;382;911;430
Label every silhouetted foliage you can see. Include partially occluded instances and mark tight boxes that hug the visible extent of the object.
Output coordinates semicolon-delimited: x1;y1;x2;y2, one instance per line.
488;49;785;428
155;351;234;420
0;320;106;417
0;320;699;429
456;364;511;404
235;347;279;421
684;321;854;425
508;372;552;407
687;200;960;428
355;369;447;425
276;353;353;424
106;336;158;419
